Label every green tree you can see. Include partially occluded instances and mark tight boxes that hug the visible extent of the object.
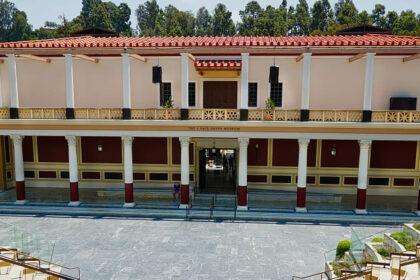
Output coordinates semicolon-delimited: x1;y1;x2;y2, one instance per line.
136;0;160;36
287;6;297;35
358;10;372;25
0;0;16;41
311;0;333;32
153;10;166;36
262;5;288;35
196;7;212;36
295;0;311;35
212;3;235;36
9;10;32;41
115;3;132;35
372;4;386;27
334;0;359;25
394;10;418;36
385;11;399;30
80;0;112;29
238;1;264;35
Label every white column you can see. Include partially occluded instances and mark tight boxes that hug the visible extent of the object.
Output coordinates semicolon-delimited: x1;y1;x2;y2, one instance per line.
7;54;18;108
179;136;190;208
301;53;312;110
121;53;131;109
296;139;310;212
66;136;80;206
180;53;189;109
64;54;75;109
356;140;371;214
363;53;375;111
237;137;249;210
10;135;26;204
240;53;249;110
0;65;3;108
122;136;134;207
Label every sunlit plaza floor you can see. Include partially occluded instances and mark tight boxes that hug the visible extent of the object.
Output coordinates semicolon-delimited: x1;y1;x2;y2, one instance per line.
0;185;418;213
0;215;388;279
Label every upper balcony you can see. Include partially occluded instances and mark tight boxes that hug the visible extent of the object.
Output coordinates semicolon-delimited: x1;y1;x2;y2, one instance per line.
1;108;419;123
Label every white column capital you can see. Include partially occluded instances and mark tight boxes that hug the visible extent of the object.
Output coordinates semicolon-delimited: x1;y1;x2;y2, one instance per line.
63;53;73;58
298;138;310;146
121;53;130;58
10;135;24;143
358;140;372;149
180;53;189;57
241;52;250;58
122;136;134;143
238;137;249;147
6;54;15;58
366;53;376;57
179;136;190;145
303;53;312;57
65;136;77;145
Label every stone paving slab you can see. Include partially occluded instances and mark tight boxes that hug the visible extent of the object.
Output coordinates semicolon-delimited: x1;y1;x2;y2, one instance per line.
0;215;388;279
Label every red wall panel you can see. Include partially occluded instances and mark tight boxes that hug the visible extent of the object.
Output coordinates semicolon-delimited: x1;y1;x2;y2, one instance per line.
248;175;267;183
171;138;194;164
81;137;122;163
272;139;316;167
133;137;167;164
321;140;359;168
248;139;268;166
37;136;68;162
23;136;34;162
4;136;10;163
370;141;417;169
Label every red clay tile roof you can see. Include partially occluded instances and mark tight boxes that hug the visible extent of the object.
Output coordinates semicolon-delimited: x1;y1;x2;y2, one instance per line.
0;34;419;49
194;60;242;70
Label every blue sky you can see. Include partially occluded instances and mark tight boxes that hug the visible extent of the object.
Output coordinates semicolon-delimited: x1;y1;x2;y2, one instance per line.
12;0;420;29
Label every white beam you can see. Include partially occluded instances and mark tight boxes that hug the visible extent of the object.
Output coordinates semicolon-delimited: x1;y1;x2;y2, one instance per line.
349;53;367;63
121;53;131;109
403;53;420;63
181;53;189;109
129;54;147;63
301;53;312;110
64;54;75;109
18;54;51;63
6;54;19;108
240;53;249;110
363;53;376;111
74;54;99;63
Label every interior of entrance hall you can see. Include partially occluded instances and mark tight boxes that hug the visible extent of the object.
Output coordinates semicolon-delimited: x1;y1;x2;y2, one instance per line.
199;148;236;194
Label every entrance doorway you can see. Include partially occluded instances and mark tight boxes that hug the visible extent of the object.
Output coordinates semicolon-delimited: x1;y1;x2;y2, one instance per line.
203;81;237;108
199;148;236;194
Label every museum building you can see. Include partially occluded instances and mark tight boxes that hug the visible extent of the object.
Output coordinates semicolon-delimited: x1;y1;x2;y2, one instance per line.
0;28;419;213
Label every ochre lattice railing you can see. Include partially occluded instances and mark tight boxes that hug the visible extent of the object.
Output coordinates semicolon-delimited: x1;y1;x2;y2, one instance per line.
1;108;419;123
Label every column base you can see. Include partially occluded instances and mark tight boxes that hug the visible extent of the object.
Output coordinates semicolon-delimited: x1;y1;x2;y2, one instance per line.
14;200;28;205
125;183;134;205
179;204;189;209
68;201;81;207
238;185;247;207
296;186;306;209
295;207;307;213
355;209;367;215
237;205;248;211
181;184;189;205
123;202;136;208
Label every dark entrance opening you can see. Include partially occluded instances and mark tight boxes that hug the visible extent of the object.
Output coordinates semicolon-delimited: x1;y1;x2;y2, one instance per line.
203;81;237;108
198;148;236;194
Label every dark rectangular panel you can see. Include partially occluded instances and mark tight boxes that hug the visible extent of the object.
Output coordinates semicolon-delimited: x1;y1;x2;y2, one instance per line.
203;81;237;109
248;175;267;183
272;175;292;184
5;136;10;163
172;173;181;181
344;177;358;185
82;172;101;179
23;136;34;162
307;176;316;184
394;178;414;186
369;177;389;186
104;172;123;180
370;141;417;169
149;173;168;181
37;136;68;162
24;170;35;178
390;97;417;110
319;176;340;185
39;171;56;179
133;173;145;180
60;171;69;179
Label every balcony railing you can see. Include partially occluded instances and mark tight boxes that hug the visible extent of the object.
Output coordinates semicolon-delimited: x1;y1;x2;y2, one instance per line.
0;108;419;123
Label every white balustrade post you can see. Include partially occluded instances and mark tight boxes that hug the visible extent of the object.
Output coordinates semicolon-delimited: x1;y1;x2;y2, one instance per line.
300;53;311;121
237;137;249;210
362;53;375;122
10;135;26;204
296;139;310;212
240;53;249;121
121;53;131;119
64;54;75;119
179;136;190;208
122;136;135;207
66;136;80;206
7;55;19;119
356;140;371;214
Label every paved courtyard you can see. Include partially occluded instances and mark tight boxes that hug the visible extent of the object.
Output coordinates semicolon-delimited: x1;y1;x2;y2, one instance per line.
0;215;389;279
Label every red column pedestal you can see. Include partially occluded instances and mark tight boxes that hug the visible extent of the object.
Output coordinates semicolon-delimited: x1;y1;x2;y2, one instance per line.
16;181;25;201
125;183;134;203
70;182;79;202
296;187;306;208
238;185;247;206
356;188;367;212
181;184;189;205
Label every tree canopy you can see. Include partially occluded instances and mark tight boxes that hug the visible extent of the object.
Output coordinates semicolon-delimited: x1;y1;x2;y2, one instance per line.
0;0;419;42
